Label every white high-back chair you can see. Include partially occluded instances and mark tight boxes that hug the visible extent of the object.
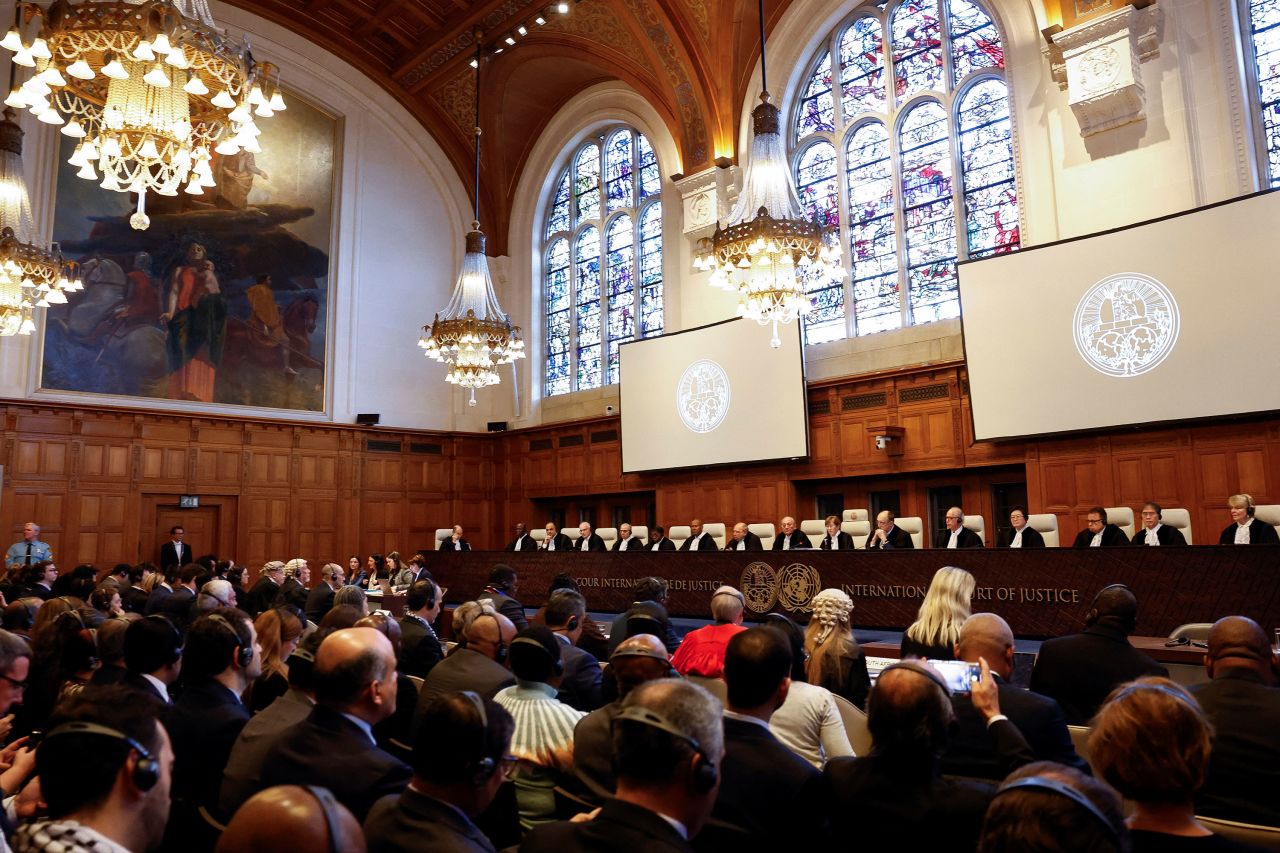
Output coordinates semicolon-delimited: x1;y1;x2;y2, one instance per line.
560;527;578;543
749;523;777;549
842;509;869;523
434;528;453;548
669;525;691;549
1160;508;1194;545
1253;505;1280;539
596;527;618;549
896;517;924;549
800;520;826;543
703;523;727;550
1105;506;1135;539
963;515;987;546
630;525;649;543
843;520;870;549
1028;513;1060;548
530;528;546;543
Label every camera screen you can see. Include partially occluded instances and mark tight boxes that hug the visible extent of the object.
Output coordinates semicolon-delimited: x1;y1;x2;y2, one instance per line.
927;659;981;694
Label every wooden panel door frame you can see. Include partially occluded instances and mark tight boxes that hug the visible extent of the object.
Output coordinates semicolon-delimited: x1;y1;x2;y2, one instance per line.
139;494;238;564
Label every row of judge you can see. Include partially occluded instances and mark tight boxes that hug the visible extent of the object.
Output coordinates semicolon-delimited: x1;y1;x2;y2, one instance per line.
507;517;825;552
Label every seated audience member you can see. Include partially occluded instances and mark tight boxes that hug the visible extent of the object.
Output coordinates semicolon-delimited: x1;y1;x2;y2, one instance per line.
819;515;855;550
544;589;604;712
979;761;1129;853
165;609;260;845
942;613;1085;780
416;602;516;727
26;607;99;727
573;634;677;801
196;578;237;614
937;506;984;549
493;626;586;828
159;563;201;630
712;627;826;850
1190;616;1280;826
478;565;529;631
354;613;419;755
243;561;286;618
247;607;303;713
523;679;724;853
259;627;411;820
19;686;171;853
804;588;871;709
670;586;748;678
1091;678;1249;852
1219;492;1280;545
441;525;472;551
227;565;247;601
2;597;39;641
1133;502;1187;546
1072;507;1128;548
217;785;366;853
764;613;852;769
574;522;607;552
646;525;676;551
679;519;718;552
317;604;364;637
608;577;681;655
304;562;344;624
398;579;445;679
507;522;537;552
143;567;174;615
772;516;812;550
727;522;763;551
900;566;975;661
123;615;183;703
826;660;1032;851
866;510;914;550
334;583;369;617
998;506;1045;548
540;522;573;552
121;564;154;613
0;629;30;724
276;558;310;611
1029;583;1167;725
530;574;609;661
89;616;130;685
89;584;123;623
220;638;319;815
365;692;516;853
612;522;643;552
385;552;411;588
21;560;57;600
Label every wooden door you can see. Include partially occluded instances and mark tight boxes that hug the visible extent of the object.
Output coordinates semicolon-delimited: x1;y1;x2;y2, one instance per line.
150;506;218;565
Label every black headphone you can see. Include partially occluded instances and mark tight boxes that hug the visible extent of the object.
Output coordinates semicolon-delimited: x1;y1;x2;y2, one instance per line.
305;785;343;853
470;612;508;665
565;614;580;632
206;613;253;667
612;705;718;793
147;615;184;665
510;636;564;677
992;776;1122;845
460;690;499;786
44;721;160;792
1085;583;1136;631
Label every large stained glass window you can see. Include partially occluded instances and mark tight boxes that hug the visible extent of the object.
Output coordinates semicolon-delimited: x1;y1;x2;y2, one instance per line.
544;128;663;396
789;0;1018;342
1246;0;1280;187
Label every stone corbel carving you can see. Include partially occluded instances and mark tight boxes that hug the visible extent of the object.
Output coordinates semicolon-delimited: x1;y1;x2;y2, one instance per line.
674;164;738;241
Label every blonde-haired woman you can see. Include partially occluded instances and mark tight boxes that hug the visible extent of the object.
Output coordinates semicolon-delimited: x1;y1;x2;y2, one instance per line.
247;607;303;713
1219;493;1280;545
804;588;870;709
900;566;975;661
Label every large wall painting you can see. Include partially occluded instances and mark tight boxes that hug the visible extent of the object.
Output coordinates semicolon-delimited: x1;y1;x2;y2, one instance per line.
39;92;338;413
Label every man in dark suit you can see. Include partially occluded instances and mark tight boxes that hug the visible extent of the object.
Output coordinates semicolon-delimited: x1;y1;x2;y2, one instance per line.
366;691;516;853
1071;507;1128;548
242;561;285;618
122;615;183;704
540;522;573;552
936;507;984;549
398;579;445;680
771;516;812;550
574;522;607;552
941;613;1086;780
439;525;472;551
996;506;1045;548
646;526;676;552
275;558;310;611
713;628;827;848
523;678;722;853
477;565;528;631
416;604;516;731
143;569;174;615
259;627;412;821
818;516;856;550
612;522;644;552
506;522;537;552
160;525;189;571
305;562;344;624
679;519;718;552
726;522;763;551
1029;584;1168;725
121;564;154;614
608;577;682;655
866;510;914;549
545;589;604;712
1132;502;1187;546
159;563;200;632
1191;616;1280;826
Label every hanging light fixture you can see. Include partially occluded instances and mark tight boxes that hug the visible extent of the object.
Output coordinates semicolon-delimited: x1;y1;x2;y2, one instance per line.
692;0;844;347
418;33;524;406
0;0;285;231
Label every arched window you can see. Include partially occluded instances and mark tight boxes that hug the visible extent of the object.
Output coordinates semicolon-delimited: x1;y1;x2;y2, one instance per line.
1244;0;1280;186
544;128;663;396
790;0;1018;342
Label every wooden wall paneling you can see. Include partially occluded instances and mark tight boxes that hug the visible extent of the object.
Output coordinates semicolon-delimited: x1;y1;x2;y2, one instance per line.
294;494;338;564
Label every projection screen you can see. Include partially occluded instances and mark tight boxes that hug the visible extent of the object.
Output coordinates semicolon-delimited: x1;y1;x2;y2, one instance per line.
619;318;808;473
959;190;1280;441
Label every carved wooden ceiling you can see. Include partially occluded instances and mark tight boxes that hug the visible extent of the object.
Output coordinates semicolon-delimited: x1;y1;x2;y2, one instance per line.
231;0;797;253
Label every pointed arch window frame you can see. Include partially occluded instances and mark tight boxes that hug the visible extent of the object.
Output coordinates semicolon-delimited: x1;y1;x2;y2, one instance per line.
1240;0;1280;189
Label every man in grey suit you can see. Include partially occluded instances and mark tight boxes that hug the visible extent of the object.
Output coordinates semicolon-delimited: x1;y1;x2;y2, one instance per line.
414;602;516;731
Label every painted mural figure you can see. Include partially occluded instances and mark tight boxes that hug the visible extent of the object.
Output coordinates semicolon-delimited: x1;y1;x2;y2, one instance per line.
217;150;270;209
163;243;228;403
245;274;297;376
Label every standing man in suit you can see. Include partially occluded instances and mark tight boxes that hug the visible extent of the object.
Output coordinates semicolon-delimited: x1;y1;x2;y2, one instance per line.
545;589;604;712
575;522;607;552
819;515;855;550
540;522;573;552
398;579;445;680
276;559;310;610
728;522;764;551
646;526;675;552
160;525;188;571
997;506;1044;548
478;565;528;631
937;507;983;549
123;615;183;704
679;519;718;552
1071;507;1128;548
440;525;472;551
507;523;537;552
5;521;52;571
1133;502;1187;546
772;516;812;550
1220;493;1280;544
305;562;344;624
867;511;914;549
612;522;643;552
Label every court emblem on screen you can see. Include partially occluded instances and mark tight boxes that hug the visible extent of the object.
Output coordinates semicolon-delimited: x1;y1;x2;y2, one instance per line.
676;359;731;434
1073;273;1179;378
740;562;778;614
777;563;821;613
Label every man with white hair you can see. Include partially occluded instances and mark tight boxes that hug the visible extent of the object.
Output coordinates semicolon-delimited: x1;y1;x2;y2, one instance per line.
772;516;811;550
936;507;982;549
243;561;285;618
728;523;763;551
197;578;237;613
276;558;310;612
670;586;746;678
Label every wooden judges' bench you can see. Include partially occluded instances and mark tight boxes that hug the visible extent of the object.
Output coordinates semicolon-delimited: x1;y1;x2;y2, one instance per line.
425;547;1280;640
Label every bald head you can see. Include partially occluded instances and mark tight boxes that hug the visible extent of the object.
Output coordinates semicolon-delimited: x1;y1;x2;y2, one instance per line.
1206;616;1276;680
217;785;365;853
314;628;396;719
956;613;1015;678
610;633;673;697
867;664;954;756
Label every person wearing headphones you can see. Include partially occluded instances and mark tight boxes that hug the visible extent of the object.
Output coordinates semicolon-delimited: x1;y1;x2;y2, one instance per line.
544;589;604;712
218;785;366;853
1029;584;1168;725
365;692;516;852
398;579;445;680
123;615;184;704
523;679;724;853
17;686;172;853
669;585;747;679
416;602;517;733
979;761;1128;853
478;565;529;632
1133;501;1187;546
1220;492;1280;544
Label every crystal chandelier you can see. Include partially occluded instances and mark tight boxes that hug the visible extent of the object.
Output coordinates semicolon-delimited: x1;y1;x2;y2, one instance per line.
418;36;524;406
692;0;844;347
1;0;284;230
